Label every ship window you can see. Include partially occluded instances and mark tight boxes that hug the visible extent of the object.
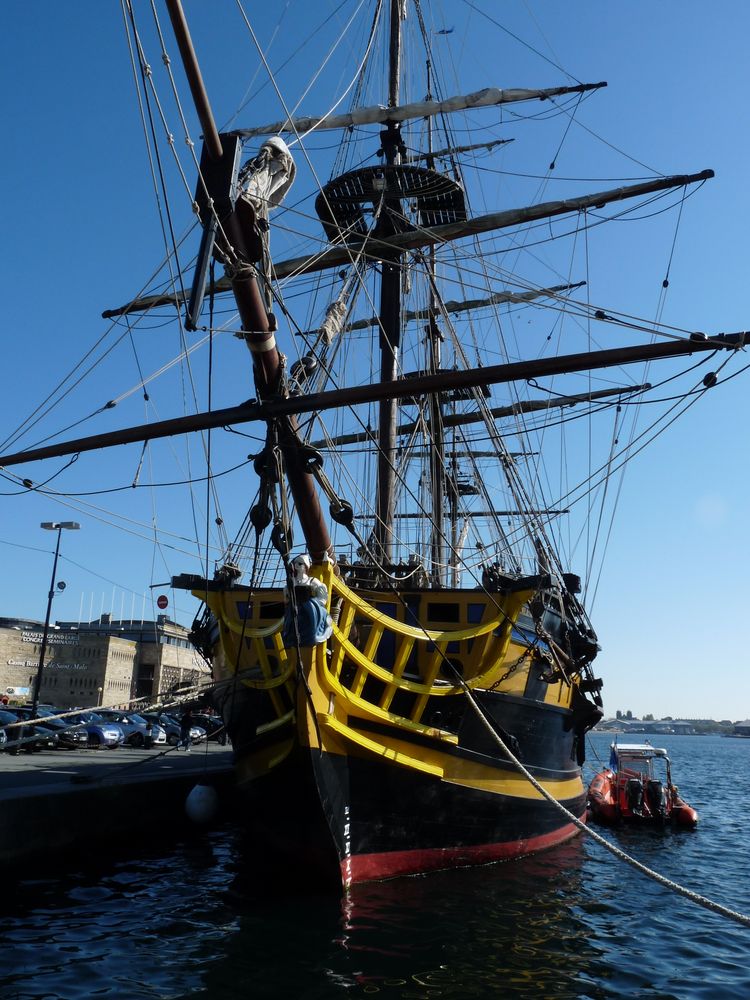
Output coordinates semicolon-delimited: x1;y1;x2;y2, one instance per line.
427;602;459;623
446;641;460;654
467;603;484;624
260;601;284;618
375;602;397;619
375;629;395;668
404;596;421;627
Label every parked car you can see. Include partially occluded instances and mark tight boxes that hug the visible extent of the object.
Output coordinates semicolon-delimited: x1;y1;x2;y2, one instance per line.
0;709;59;754
189;713;228;745
140;712;206;747
38;719;89;750
95;710;167;747
67;710;126;748
12;707;90;750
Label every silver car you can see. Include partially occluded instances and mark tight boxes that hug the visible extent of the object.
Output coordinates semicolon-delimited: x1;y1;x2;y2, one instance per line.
95;710;167;748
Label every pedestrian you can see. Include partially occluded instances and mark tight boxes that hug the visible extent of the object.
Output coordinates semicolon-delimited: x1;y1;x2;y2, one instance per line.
180;707;193;751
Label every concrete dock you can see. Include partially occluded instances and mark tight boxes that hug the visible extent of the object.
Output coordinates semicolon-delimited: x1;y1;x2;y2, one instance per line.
0;743;236;870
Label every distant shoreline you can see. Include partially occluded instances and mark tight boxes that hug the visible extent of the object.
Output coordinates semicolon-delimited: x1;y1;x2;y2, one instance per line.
594;725;750;738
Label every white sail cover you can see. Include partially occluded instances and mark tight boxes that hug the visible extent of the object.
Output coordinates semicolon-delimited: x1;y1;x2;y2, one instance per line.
235;85;601;139
238;136;296;214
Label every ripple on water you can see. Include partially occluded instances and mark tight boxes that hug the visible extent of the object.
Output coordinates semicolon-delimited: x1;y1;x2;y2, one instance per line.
2;736;750;999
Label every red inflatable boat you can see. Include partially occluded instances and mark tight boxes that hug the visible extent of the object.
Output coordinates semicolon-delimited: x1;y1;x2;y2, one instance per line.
588;743;698;828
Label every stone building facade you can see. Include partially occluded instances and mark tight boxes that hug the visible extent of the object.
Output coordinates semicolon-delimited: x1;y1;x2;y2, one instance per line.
0;614;210;709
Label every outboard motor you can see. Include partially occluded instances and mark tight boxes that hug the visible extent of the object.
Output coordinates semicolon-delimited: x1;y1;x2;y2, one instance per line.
646;779;668;821
625;777;644;816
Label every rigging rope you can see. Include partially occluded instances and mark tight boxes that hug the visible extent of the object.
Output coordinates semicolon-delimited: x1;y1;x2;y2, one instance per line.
29;635;748;928
457;680;750;929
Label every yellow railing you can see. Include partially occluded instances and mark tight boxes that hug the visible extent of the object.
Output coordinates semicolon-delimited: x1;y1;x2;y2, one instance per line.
199;590;295;732
312;564;531;734
201;566;537;745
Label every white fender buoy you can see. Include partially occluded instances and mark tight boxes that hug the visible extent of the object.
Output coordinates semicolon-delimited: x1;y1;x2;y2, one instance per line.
185;783;219;824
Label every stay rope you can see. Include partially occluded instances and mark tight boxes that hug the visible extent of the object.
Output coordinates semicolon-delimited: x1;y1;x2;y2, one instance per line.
458;681;750;929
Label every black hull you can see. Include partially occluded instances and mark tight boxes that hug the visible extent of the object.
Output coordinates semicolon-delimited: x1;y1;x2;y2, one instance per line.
314;750;585;885
227;684;587;886
312;689;586;884
234;745;341;887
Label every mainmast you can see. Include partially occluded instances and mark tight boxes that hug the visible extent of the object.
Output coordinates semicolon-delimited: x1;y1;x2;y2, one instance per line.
373;0;406;568
423;57;447;586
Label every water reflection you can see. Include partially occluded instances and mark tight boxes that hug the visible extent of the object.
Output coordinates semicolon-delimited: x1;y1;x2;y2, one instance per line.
328;838;611;998
4;739;750;999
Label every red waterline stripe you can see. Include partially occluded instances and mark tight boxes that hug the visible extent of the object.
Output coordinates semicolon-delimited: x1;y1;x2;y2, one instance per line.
341;814;587;885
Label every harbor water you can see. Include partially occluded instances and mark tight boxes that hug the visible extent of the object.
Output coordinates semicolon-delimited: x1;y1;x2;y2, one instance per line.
3;733;749;999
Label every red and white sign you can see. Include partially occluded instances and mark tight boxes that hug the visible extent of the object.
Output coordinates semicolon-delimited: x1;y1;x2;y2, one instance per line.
156;595;169;610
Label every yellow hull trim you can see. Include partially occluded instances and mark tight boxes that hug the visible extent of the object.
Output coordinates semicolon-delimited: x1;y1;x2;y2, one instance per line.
319;712;583;801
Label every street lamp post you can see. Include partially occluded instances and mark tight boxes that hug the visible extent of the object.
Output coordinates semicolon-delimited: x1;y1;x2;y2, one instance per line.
32;521;80;716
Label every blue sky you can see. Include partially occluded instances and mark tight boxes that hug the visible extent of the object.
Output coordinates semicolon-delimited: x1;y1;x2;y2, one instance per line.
1;1;748;720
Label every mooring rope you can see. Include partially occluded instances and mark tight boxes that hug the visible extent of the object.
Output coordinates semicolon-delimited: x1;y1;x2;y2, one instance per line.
14;630;749;928
461;684;750;929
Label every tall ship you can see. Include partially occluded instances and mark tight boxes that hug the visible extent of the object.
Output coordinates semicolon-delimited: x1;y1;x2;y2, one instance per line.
2;1;745;887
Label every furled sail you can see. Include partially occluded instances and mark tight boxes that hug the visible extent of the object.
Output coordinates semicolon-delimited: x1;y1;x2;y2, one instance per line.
238;136;296;215
233;83;606;138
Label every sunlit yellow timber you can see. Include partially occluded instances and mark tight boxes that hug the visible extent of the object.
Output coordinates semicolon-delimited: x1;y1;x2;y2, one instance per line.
320;713;583;799
314;566;535;734
200;588;290;690
320;715;446;777
197;561;578;785
442;758;583;801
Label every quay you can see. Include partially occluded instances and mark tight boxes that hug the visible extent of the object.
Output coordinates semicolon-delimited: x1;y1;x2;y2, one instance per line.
0;743;236;870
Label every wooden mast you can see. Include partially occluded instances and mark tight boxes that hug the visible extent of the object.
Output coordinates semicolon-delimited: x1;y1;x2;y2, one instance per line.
372;0;405;568
423;57;447;586
164;0;332;561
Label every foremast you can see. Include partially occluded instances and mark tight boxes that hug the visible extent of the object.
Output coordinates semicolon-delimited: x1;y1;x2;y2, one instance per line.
164;0;333;563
